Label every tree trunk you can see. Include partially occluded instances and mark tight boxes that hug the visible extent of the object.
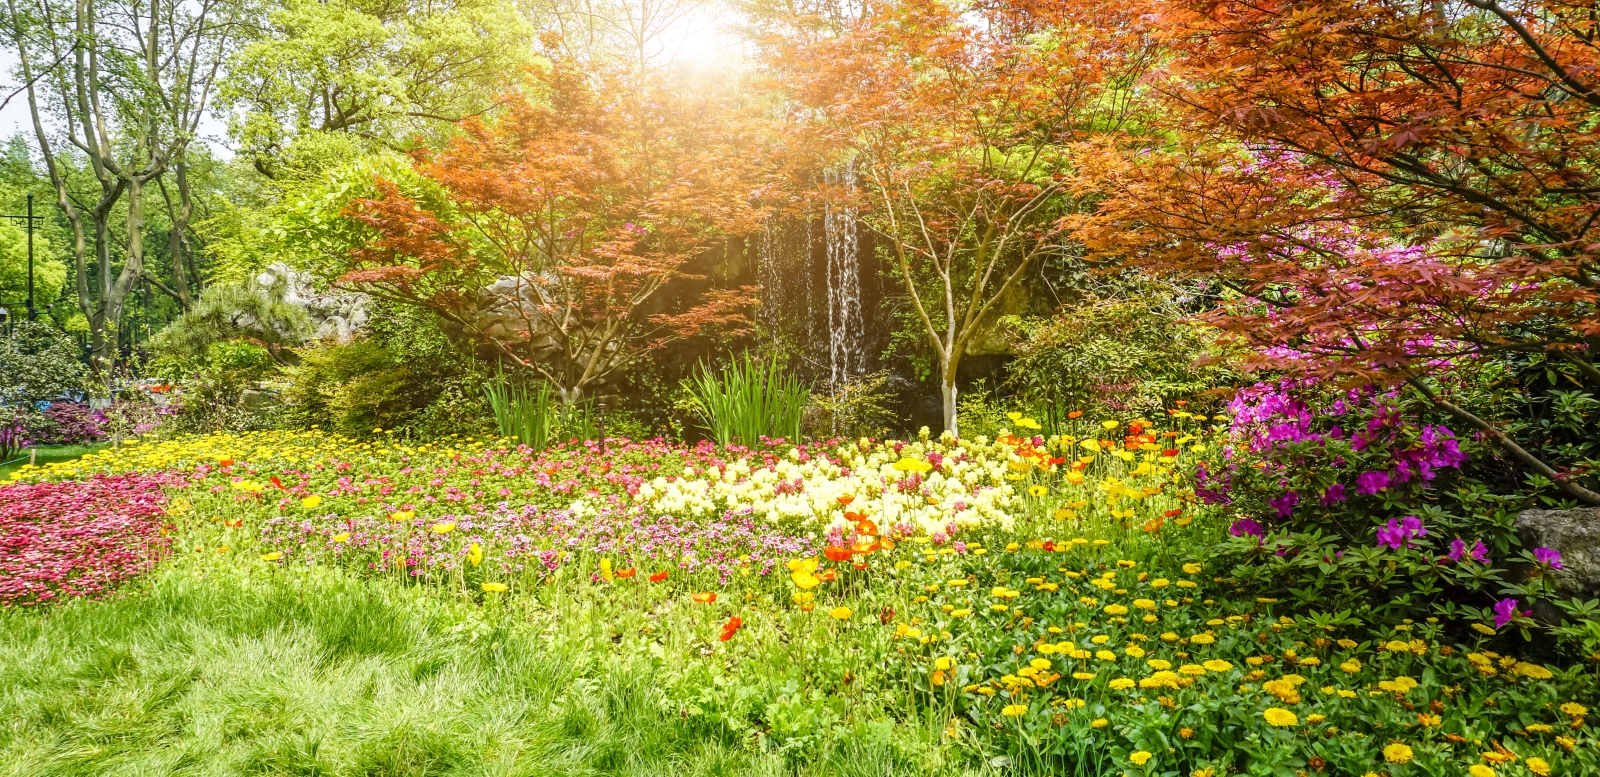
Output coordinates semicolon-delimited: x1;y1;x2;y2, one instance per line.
940;374;958;438
160;168;194;309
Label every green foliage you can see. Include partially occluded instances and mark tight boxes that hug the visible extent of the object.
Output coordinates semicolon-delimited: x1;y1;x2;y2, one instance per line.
805;371;897;441
1005;295;1237;425
147;341;282;434
0;320;85;403
154;275;312;364
954;380;1012;441
281;303;490;439
0;221;65;314
680;353;809;446
218;0;533;174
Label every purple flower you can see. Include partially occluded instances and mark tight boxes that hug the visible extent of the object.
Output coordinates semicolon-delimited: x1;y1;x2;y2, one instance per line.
1321;483;1347;505
1493;598;1522;628
1355;470;1391;495
1534;547;1564;569
1269;490;1300;518
1375;516;1426;550
1447;538;1468;563
1470;540;1489;563
1229;518;1264;539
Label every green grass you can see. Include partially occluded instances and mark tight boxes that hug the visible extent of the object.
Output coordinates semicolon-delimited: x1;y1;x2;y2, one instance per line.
0;444;107;480
0;555;956;777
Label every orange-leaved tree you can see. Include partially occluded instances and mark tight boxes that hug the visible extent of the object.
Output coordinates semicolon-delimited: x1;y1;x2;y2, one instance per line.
767;0;1157;435
340;58;768;404
1070;0;1600;503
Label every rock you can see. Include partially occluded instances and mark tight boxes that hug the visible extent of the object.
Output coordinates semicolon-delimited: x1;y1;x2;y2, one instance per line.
472;275;567;363
1515;507;1600;599
255;263;371;344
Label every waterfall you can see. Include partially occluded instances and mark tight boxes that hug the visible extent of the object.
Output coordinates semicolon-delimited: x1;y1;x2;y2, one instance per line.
824;165;864;386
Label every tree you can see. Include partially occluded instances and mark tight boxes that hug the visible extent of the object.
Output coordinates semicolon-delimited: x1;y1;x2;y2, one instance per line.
339;59;767;404
218;0;533;178
1071;0;1600;503
769;0;1155;435
5;0;242;390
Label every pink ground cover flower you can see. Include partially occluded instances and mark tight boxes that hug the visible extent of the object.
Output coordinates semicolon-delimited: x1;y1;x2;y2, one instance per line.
0;472;182;607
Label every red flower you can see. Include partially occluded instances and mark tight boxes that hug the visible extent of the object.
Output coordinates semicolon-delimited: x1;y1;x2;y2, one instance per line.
692;591;717;603
719;616;742;641
649;570;669;582
824;546;853;562
269;476;284;489
1164;509;1183;518
219;459;234;468
853;561;869;571
616;567;637;579
1067;411;1084;419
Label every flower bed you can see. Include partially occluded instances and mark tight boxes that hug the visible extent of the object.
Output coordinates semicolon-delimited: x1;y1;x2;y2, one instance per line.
0;472;182;606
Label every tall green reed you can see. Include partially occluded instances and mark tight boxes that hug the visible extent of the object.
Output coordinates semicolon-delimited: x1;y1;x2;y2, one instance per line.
681;353;809;447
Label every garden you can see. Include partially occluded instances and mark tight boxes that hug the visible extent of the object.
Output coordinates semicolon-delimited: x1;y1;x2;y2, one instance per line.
3;0;1600;774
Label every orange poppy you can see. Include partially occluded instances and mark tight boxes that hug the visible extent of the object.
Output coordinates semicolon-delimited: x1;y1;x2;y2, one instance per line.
649;570;669;582
1143;517;1164;533
1163;509;1183;518
819;569;839;582
853;562;869;571
837;495;855;506
855;518;879;537
719;616;742;641
692;591;717;603
844;511;864;522
1067;411;1084;419
219;459;234;467
616;568;637;579
824;546;853;562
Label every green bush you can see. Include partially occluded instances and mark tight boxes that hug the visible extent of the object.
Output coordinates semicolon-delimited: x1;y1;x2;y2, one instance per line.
1004;296;1237;426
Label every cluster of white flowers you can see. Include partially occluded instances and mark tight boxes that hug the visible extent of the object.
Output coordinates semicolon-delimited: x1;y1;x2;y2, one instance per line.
577;431;1022;536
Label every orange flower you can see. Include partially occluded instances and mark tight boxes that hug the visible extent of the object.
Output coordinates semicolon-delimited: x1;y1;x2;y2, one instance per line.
853;562;869;571
819;569;839;582
855;518;879;537
1068;411;1084;419
616;568;637;579
1164;509;1183;518
1143;518;1164;533
692;591;717;603
719;616;742;641
649;570;669;582
838;495;855;506
844;511;864;522
219;459;234;467
824;546;853;562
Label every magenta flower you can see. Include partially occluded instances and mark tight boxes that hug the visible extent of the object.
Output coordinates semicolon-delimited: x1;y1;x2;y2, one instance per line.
1375;516;1426;550
1534;547;1564;569
1493;597;1523;628
1229;518;1264;539
1354;470;1391;495
1268;490;1300;518
1320;482;1347;505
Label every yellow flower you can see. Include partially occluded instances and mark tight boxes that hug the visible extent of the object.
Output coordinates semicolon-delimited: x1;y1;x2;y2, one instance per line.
1129;751;1152;766
1526;757;1551;776
260;552;282;561
1101;420;1119;430
481;582;508;593
332;533;350;543
1517;663;1554;679
1340;660;1361;674
829;606;853;620
1072;672;1095;680
469;542;484;567
1109;678;1135;690
431;522;455;534
1104;604;1129;616
1382;743;1413;764
1202;659;1234;672
1263;708;1298;727
1090;718;1108;728
1001;704;1028;717
1471;622;1497;635
1189;633;1215;645
600;557;613;581
1030;658;1052;670
301;495;322;508
934;657;955;671
1028;485;1048;497
1560;702;1588;717
389;510;414;521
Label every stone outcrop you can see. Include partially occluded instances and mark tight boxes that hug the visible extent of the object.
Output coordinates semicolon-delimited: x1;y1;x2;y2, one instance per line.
255;263;370;343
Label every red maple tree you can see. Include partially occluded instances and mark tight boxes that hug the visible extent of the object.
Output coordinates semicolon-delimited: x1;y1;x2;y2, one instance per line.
340;58;768;403
1070;0;1600;503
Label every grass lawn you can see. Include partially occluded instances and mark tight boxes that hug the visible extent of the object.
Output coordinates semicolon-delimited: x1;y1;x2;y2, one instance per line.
0;557;927;776
0;444;109;480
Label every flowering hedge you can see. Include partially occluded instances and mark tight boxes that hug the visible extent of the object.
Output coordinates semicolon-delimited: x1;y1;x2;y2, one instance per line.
0;472;182;606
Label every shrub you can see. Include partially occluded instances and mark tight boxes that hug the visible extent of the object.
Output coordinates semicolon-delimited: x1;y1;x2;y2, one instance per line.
0;320;85;403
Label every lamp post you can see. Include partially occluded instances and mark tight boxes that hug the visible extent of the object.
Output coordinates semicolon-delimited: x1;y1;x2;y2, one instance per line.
0;195;44;321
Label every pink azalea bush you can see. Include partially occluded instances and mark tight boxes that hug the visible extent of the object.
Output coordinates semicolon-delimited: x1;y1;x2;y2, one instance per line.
0;472;182;606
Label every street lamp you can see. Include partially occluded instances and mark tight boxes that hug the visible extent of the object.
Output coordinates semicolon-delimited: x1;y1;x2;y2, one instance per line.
0;195;44;321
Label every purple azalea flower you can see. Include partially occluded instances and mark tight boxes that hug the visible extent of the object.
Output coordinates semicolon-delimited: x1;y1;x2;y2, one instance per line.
1229;518;1264;539
1534;547;1564;569
1376;516;1426;550
1470;540;1489;563
1493;598;1522;628
1269;490;1300;518
1321;483;1347;505
1355;470;1390;495
1447;538;1467;563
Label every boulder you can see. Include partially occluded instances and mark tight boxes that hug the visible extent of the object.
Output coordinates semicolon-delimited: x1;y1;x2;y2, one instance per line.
1515;507;1600;599
255;264;370;344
